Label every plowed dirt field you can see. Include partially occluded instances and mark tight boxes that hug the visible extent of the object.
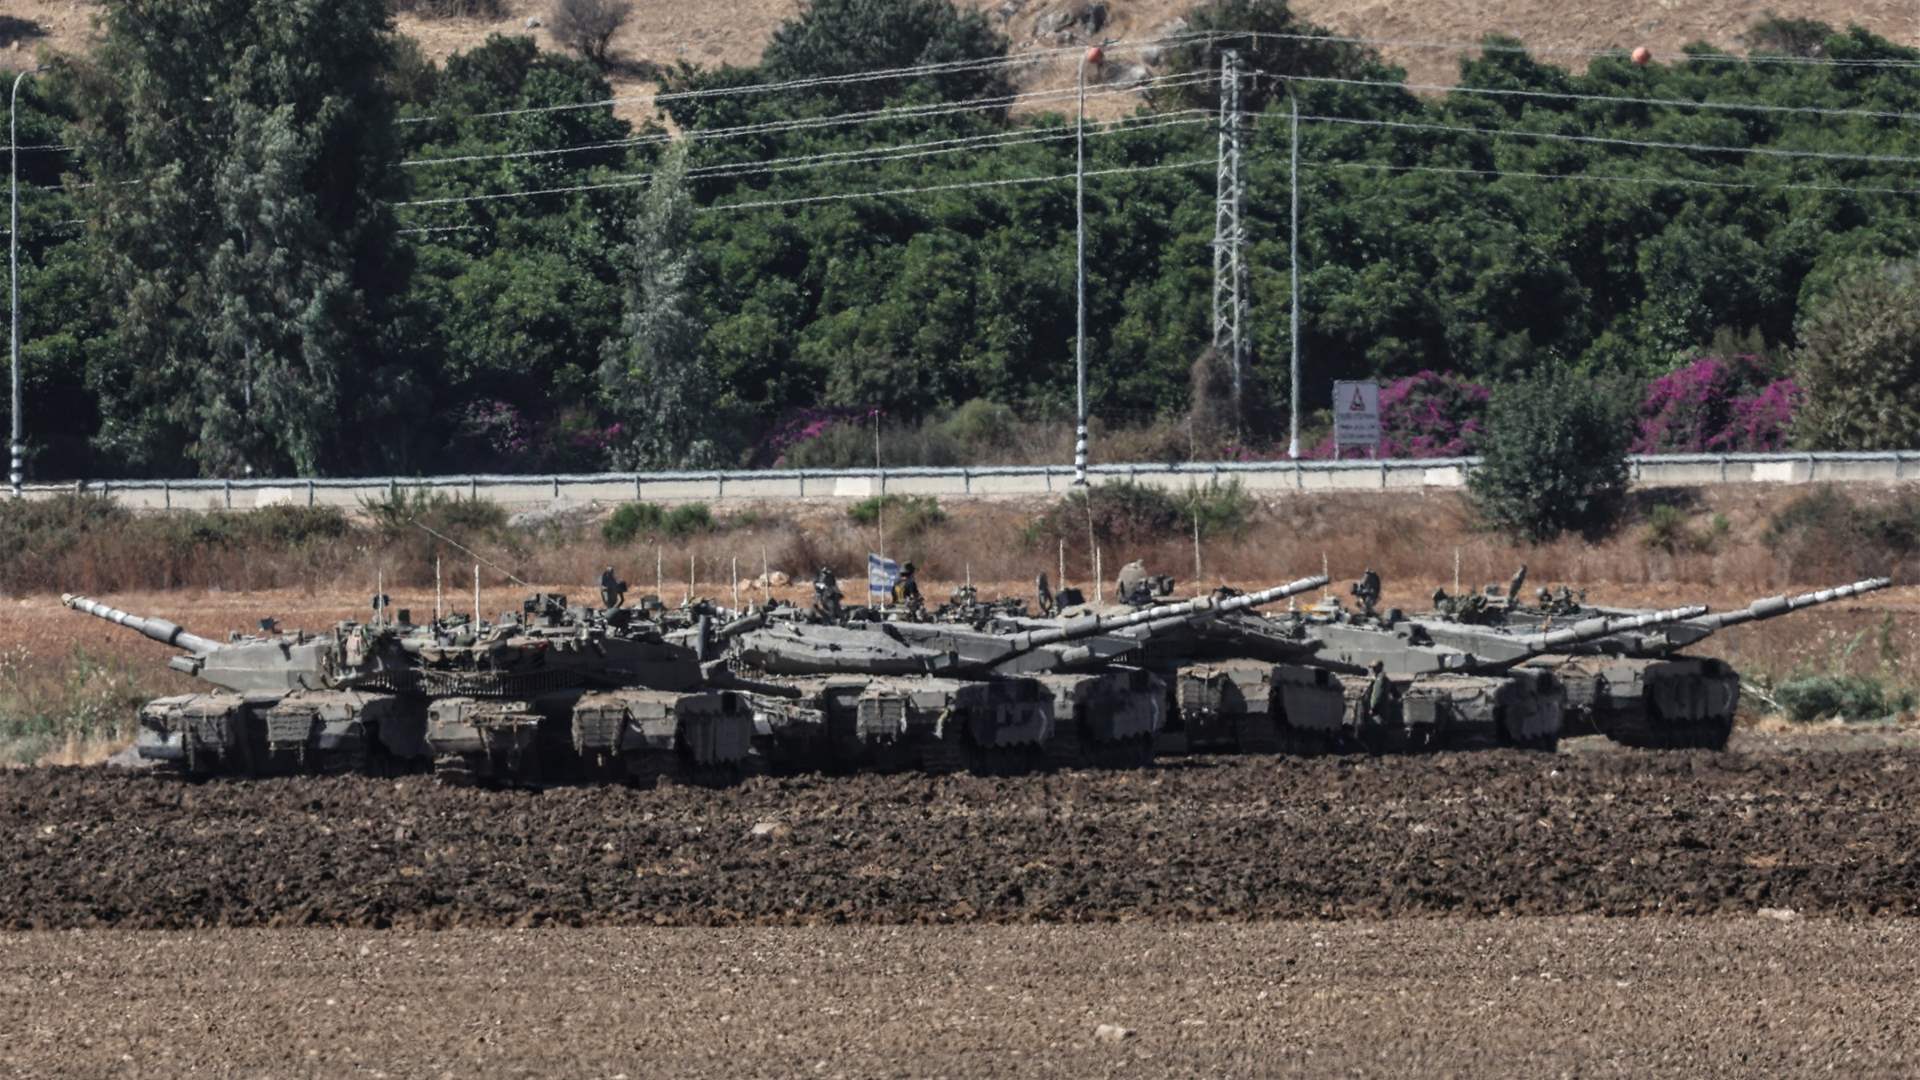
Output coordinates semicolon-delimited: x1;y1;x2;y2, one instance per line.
6;736;1918;930
5;921;1917;1077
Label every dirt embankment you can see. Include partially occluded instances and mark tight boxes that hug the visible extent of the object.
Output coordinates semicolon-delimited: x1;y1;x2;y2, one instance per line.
5;739;1919;930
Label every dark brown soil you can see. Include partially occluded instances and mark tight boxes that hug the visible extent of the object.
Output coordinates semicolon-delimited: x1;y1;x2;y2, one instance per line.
6;921;1920;1078
6;738;1919;929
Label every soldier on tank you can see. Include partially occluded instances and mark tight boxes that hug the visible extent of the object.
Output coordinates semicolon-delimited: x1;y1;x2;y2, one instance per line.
811;567;844;623
1115;560;1153;606
892;562;923;612
1350;569;1382;618
599;566;628;610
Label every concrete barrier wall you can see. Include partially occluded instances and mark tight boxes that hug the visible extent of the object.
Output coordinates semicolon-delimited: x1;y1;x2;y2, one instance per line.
17;452;1920;513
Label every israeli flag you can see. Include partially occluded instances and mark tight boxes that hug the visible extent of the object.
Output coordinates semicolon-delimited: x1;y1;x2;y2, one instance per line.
867;553;900;606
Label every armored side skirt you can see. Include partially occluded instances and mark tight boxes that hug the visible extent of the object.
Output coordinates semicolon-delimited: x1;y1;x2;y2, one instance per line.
570;689;755;785
1531;654;1736;749
137;690;426;776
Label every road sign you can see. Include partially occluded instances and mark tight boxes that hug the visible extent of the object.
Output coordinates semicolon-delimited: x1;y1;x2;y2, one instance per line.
1333;380;1380;452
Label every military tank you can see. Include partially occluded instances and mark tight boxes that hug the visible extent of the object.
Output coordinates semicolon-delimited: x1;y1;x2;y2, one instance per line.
1007;570;1707;756
729;575;1329;773
1412;575;1893;749
62;592;760;786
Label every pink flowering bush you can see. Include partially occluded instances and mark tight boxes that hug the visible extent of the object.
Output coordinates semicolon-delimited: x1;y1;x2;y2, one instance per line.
754;406;880;466
1293;370;1492;459
1633;355;1801;453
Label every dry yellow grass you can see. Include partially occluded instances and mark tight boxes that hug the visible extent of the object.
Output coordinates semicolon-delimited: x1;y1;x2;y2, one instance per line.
8;0;1918;125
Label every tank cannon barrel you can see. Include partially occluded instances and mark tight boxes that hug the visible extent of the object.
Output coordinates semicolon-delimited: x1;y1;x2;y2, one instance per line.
1691;577;1892;632
1011;575;1327;652
61;593;225;655
1513;604;1708;658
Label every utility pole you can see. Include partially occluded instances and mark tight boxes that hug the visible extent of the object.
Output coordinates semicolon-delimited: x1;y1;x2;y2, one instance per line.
1073;44;1104;487
9;68;36;498
1287;92;1302;461
1211;50;1246;428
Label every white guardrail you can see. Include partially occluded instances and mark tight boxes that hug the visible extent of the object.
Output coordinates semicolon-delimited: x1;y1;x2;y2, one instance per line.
13;452;1920;512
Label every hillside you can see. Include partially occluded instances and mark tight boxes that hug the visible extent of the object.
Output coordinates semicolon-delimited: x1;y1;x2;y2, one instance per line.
7;0;1918;121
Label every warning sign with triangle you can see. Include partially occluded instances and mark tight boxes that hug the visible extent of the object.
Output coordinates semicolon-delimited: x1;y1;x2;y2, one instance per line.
1333;380;1381;450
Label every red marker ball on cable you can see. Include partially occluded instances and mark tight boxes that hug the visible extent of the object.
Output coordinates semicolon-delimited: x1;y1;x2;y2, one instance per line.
1631;46;1652;66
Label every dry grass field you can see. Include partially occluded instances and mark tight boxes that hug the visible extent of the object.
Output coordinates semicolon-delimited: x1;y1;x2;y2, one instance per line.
7;0;1919;125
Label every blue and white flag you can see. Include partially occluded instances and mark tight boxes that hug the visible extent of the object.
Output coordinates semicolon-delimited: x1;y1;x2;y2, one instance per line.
867;553;900;605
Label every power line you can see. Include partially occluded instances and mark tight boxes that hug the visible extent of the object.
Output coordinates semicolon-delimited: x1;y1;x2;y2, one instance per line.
391;111;1211;209
698;157;1211;214
398;31;1217;125
1263;71;1920;126
1298;112;1920;167
401;71;1213;168
1317;158;1920;197
1225;28;1920;70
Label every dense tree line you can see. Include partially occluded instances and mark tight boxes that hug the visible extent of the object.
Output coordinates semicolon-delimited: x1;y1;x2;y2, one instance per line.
6;0;1920;478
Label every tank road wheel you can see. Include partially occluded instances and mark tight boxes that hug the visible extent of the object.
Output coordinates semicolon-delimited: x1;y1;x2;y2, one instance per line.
1088;734;1154;770
433;753;483;788
967;743;1036;777
1231;711;1282;755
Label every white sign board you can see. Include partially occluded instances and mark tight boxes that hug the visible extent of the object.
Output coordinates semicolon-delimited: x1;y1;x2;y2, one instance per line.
868;553;901;606
1333;380;1381;451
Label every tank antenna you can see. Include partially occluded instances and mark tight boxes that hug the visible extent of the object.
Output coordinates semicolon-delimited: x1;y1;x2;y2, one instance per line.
435;555;443;621
410;519;528;587
473;563;481;626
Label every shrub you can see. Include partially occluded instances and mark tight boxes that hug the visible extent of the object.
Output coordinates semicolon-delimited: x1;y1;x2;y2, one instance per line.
1633;354;1800;453
549;0;632;66
1640;503;1726;554
1469;368;1634;543
603;501;714;543
360;489;508;538
1032;480;1186;547
1774;674;1914;723
847;494;946;536
934;399;1020;454
1181;478;1256;540
390;0;507;18
1763;486;1920;578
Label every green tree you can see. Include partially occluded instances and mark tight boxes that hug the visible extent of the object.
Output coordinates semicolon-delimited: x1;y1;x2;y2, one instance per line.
761;0;1011;110
599;143;719;468
1792;263;1920;450
1469;367;1633;542
62;0;408;476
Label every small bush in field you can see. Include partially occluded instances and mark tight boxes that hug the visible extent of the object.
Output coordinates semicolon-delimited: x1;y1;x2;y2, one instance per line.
1774;674;1914;723
360;488;508;538
1640;503;1721;554
1033;480;1186;547
391;0;507;18
604;501;714;543
848;494;946;536
550;0;632;66
1181;478;1256;539
1763;487;1920;577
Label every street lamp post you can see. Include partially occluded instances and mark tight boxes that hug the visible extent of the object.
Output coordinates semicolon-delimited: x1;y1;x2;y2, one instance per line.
1073;44;1103;487
9;67;37;498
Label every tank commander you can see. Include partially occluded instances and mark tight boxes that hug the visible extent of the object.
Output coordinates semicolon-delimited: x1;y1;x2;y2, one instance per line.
1115;560;1153;606
812;567;844;622
892;562;923;609
1350;569;1382;617
599;566;628;609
